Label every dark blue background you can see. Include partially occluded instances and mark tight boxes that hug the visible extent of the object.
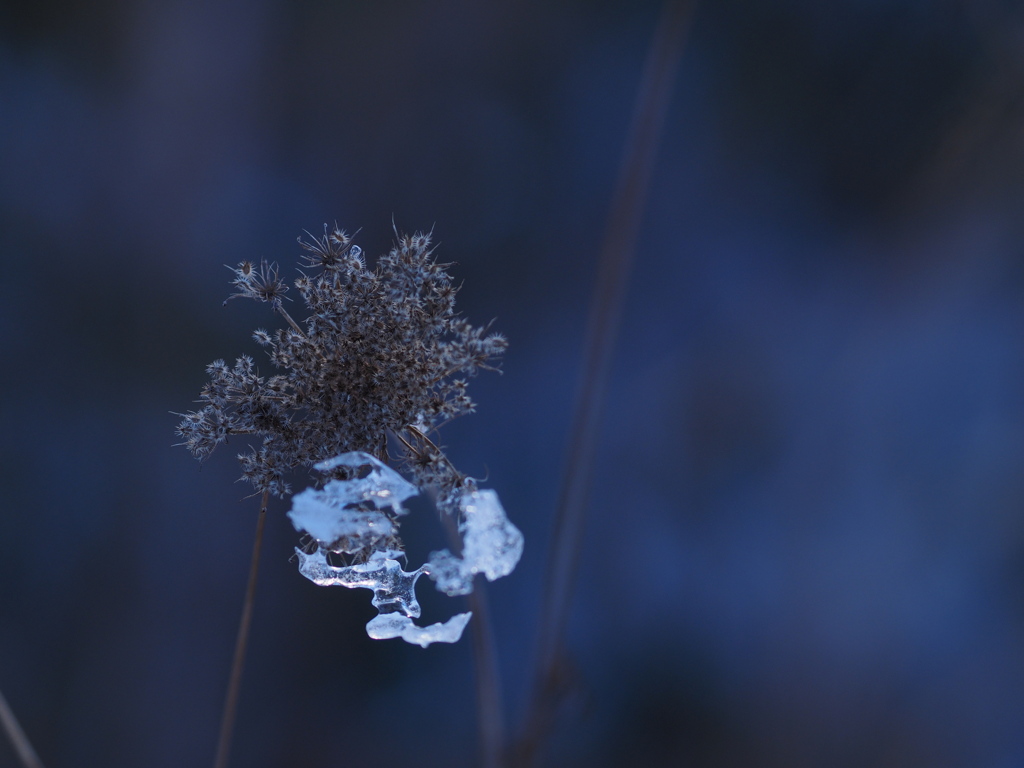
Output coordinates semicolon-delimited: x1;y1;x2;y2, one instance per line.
2;1;1024;766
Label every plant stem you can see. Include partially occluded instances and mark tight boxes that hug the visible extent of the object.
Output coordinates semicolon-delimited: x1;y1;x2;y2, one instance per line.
0;687;45;768
213;490;269;768
436;491;507;768
468;582;505;768
515;1;694;763
275;304;307;337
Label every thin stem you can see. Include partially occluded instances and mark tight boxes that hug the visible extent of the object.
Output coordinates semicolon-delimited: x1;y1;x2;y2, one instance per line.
468;583;505;768
405;425;466;482
213;490;270;768
274;304;306;337
0;687;45;768
392;429;417;456
437;480;506;768
515;1;694;763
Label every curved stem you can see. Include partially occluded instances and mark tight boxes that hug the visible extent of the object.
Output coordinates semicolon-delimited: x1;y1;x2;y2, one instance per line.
405;425;466;483
515;1;694;763
213;491;269;768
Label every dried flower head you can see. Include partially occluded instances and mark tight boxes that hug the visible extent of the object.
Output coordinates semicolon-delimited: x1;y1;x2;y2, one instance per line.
225;260;289;306
176;225;507;503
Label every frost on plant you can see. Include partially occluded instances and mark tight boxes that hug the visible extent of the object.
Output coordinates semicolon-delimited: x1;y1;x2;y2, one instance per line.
366;611;472;648
427;490;524;596
177;224;519;648
288;454;416;554
294;548;471;648
290;452;522;646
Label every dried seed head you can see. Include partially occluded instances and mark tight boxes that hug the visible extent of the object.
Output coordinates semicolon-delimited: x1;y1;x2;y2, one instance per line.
178;224;506;499
226;260;289;307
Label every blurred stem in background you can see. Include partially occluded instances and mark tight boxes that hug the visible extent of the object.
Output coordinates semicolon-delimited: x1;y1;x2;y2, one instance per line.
436;466;506;768
213;491;269;768
469;583;505;768
513;1;694;764
0;686;46;768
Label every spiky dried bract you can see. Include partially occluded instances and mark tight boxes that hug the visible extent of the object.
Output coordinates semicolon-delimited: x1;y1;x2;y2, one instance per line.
227;260;289;306
176;225;507;499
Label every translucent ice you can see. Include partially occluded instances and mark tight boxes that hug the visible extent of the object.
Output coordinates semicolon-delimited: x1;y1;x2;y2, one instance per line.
461;489;524;581
290;452;521;647
296;548;425;617
294;549;471;646
290;499;394;555
366;612;472;648
425;548;473;596
288;452;416;552
311;453;418;514
427;489;524;596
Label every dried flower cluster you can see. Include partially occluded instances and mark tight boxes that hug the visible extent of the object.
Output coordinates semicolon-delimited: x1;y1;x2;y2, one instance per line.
176;225;507;503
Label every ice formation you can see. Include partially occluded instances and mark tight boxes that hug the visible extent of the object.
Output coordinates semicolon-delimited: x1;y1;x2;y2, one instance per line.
289;451;522;647
288;453;417;553
366;612;473;648
426;490;524;596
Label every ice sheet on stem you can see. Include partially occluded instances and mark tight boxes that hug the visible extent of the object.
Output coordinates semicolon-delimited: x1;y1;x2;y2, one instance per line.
289;451;521;647
366;612;472;649
295;548;473;646
295;548;426;617
287;453;416;553
426;489;524;596
312;453;418;514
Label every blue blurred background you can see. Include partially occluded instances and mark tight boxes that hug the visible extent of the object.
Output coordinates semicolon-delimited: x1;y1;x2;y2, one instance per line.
3;0;1024;766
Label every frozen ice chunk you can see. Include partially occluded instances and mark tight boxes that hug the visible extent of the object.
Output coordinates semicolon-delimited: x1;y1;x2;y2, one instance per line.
295;548;470;647
290;453;522;647
312;452;419;514
289;494;395;554
461;489;524;581
288;451;418;552
426;489;524;596
425;548;472;596
366;611;472;648
296;548;424;618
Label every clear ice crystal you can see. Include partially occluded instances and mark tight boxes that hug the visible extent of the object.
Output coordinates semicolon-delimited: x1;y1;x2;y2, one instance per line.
427;489;524;596
296;548;426;617
461;490;524;580
289;451;521;647
366;612;472;648
311;452;419;514
287;452;416;552
425;548;472;596
294;548;471;647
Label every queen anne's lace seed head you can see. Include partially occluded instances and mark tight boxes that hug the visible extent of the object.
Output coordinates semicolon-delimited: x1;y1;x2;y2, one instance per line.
176;224;507;501
176;223;520;647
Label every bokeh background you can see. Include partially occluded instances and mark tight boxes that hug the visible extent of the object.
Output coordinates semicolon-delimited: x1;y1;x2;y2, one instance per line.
3;0;1024;766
